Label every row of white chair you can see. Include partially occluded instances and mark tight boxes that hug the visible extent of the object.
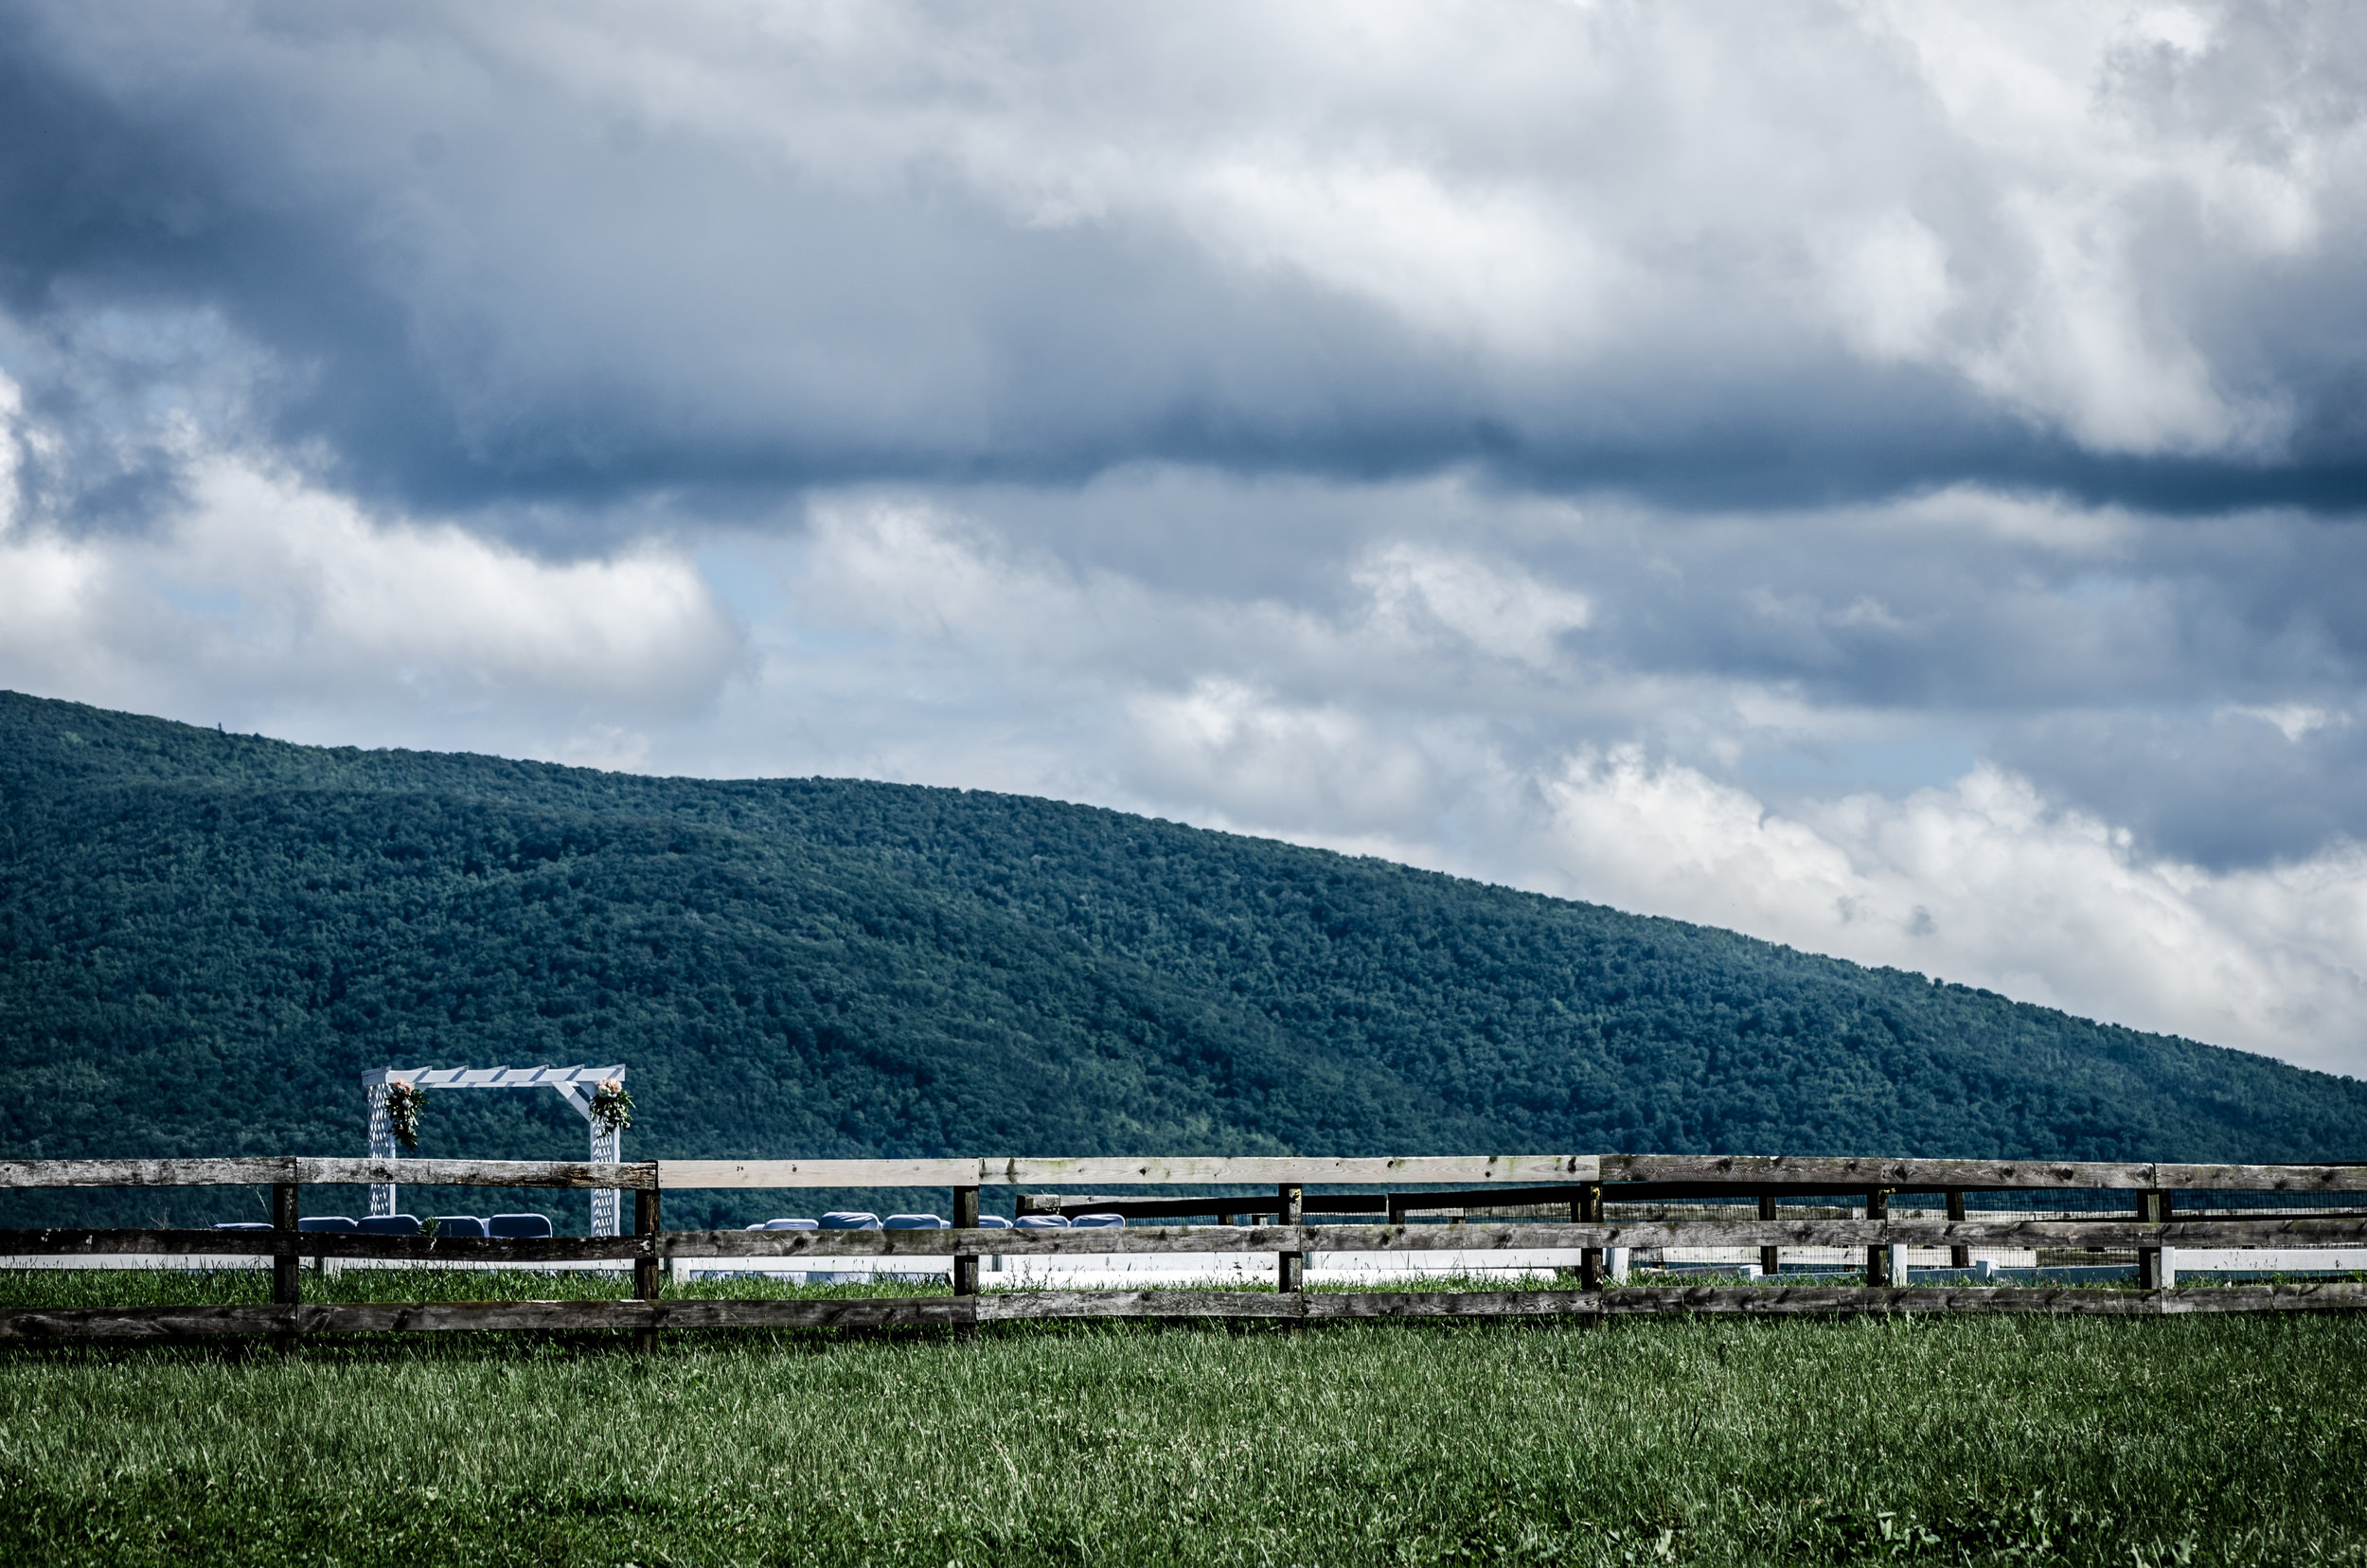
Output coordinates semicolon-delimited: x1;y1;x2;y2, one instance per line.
217;1215;556;1238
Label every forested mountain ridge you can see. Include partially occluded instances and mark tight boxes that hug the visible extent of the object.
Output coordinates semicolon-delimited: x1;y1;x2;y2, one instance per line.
3;689;2361;1227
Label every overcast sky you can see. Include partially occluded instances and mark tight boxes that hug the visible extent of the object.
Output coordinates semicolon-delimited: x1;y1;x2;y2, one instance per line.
4;1;2365;1075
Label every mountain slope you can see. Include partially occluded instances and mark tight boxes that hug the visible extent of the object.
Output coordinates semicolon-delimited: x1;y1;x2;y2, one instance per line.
2;690;2361;1225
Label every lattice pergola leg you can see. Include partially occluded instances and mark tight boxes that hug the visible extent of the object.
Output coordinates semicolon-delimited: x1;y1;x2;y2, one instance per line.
590;1122;621;1237
365;1083;397;1217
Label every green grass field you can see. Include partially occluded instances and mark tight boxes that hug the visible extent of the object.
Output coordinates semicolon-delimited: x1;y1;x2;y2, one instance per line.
1;1270;2360;1566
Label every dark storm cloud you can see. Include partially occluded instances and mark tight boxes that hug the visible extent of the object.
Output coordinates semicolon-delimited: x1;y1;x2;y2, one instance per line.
3;0;2366;531
1996;704;2367;869
1576;501;2367;713
0;1;1467;515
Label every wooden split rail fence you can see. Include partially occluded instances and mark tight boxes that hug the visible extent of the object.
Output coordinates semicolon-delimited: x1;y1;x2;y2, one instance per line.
2;1153;2363;1342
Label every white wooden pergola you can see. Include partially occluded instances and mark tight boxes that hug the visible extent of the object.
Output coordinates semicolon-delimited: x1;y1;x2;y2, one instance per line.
361;1064;629;1235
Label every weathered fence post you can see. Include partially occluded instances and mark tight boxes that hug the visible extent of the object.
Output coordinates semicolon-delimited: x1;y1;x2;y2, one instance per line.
1757;1193;1778;1280
1864;1189;1891;1287
2137;1188;2167;1290
272;1178;300;1352
633;1186;661;1353
1276;1183;1304;1301
952;1185;981;1298
1947;1189;1970;1272
1579;1182;1604;1291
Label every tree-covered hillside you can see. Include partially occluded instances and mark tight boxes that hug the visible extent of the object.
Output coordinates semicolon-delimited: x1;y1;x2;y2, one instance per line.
2;690;2361;1227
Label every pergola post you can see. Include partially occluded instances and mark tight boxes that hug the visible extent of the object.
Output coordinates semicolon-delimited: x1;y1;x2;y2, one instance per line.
554;1078;625;1237
365;1083;397;1217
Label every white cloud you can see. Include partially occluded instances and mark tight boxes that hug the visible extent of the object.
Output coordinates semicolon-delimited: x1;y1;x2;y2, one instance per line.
1959;187;2268;453
1824;211;1956;364
1125;678;1450;833
1507;751;2367;1072
1183;154;1624;355
1357;543;1593;668
1882;484;2139;555
0;401;741;752
169;458;739;706
799;500;1126;665
2227;704;2349;743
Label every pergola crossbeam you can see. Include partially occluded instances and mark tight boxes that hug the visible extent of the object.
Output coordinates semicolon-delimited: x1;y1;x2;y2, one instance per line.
362;1065;623;1090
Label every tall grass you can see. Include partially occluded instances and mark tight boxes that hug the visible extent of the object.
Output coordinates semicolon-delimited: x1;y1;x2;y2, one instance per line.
0;1271;2360;1565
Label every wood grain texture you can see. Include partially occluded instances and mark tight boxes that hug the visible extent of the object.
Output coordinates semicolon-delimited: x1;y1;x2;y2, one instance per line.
1362;1185;1591;1213
1611;1283;2367;1316
2137;1189;2166;1291
299;1158;656;1190
1059;1194;1388;1220
2150;1163;2367;1192
0;1230;650;1261
1290;1284;2367;1320
272;1183;301;1310
638;1298;971;1329
633;1189;663;1338
1277;1181;1306;1297
1306;1291;1594;1319
985;1155;1598;1186
657;1155;1599;1188
6;1282;2358;1338
969;1291;1302;1322
0;1158;657;1190
1599;1154;2367;1192
7;1216;2362;1263
0;1158;298;1188
9;1152;2356;1194
647;1218;2367;1255
0;1298;971;1337
657;1159;985;1189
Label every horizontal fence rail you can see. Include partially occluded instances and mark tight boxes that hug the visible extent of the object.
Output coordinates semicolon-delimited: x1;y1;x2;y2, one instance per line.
0;1158;655;1190
3;1284;2362;1343
14;1218;2367;1260
4;1151;2363;1343
9;1153;2367;1192
1594;1154;2367;1193
653;1154;1601;1188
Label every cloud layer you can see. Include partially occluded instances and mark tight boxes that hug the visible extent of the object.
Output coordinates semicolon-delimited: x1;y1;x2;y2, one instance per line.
2;1;2365;1072
7;0;2367;514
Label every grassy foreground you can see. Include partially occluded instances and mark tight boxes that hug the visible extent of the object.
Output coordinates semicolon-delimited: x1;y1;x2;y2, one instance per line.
0;1273;2361;1566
